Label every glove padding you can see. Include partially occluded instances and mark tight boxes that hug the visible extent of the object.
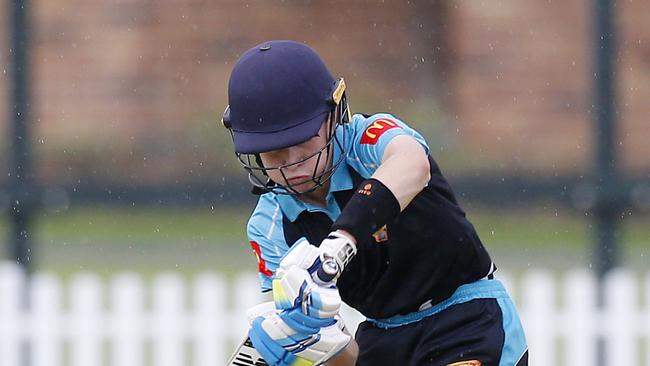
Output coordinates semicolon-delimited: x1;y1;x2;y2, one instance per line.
273;239;342;320
279;235;357;281
247;302;351;366
318;231;357;272
277;238;324;277
272;265;342;321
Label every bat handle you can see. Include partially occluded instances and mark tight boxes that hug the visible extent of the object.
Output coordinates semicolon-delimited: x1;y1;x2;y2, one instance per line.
314;258;339;285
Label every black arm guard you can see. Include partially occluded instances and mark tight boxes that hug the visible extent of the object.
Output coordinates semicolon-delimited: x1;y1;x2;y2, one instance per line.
332;178;400;242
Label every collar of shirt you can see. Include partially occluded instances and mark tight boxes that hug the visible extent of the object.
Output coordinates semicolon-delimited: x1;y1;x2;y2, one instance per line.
276;142;353;222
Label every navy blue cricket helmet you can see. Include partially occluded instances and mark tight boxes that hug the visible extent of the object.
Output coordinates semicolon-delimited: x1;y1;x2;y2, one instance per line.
222;40;351;195
225;40;338;154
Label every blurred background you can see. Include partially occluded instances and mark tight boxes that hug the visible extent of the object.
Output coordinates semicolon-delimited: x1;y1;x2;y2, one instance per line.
0;1;649;365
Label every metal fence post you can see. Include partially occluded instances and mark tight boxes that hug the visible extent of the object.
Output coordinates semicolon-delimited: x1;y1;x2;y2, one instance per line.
8;2;36;365
8;0;36;272
592;0;622;365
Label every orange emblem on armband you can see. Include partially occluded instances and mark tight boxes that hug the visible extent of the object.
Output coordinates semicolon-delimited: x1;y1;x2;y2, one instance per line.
360;118;400;145
250;241;272;277
358;183;373;195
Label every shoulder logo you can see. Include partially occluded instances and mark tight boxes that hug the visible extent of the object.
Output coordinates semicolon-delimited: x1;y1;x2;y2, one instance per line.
360;118;400;145
372;225;389;243
250;241;273;277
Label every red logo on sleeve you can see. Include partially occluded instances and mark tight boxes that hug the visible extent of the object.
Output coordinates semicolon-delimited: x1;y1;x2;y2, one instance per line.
250;241;273;277
360;118;400;145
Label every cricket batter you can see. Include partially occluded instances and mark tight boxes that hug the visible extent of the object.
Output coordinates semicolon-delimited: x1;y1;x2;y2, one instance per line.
222;40;528;366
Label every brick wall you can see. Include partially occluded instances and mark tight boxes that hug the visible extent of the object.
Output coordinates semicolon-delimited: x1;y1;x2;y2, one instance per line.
0;1;647;184
6;1;448;184
617;0;650;172
449;0;650;173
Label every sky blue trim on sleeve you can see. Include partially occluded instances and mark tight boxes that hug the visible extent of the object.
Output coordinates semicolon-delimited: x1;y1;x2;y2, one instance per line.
368;113;429;160
247;194;291;292
497;297;528;366
345;113;430;178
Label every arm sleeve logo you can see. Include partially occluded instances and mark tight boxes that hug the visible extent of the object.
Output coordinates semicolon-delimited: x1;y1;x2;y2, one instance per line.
358;183;373;195
360;118;400;145
250;241;273;277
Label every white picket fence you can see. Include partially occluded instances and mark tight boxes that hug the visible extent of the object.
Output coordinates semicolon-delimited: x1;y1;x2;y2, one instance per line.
0;262;649;366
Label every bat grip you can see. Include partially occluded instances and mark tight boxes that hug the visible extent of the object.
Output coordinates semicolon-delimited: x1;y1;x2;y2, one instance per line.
314;258;339;285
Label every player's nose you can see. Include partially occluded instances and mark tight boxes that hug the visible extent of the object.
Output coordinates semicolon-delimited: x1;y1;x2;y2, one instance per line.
285;147;306;166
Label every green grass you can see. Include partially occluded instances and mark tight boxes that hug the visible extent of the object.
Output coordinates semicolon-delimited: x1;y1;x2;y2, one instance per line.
0;205;254;277
0;204;648;276
468;206;590;249
35;205;250;246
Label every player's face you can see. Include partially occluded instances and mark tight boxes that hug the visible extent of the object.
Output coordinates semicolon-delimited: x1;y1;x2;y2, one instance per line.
259;118;331;194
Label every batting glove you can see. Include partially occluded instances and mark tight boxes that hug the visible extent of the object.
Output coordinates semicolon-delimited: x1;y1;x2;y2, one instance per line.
318;231;357;274
247;302;351;366
272;263;342;321
278;235;357;284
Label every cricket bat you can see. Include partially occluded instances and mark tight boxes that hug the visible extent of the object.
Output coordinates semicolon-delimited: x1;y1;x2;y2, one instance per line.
226;336;269;366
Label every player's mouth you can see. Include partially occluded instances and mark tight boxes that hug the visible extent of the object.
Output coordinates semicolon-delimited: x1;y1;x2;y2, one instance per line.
287;175;310;183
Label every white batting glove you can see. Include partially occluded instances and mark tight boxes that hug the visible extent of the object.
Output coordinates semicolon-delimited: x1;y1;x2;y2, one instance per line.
278;235;357;283
318;231;357;274
272;262;342;320
277;238;322;275
272;237;356;321
247;301;351;366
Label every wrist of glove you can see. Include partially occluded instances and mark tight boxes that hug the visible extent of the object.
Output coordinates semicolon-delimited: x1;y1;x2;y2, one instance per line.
277;234;357;284
247;302;351;366
273;237;356;319
318;231;357;273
